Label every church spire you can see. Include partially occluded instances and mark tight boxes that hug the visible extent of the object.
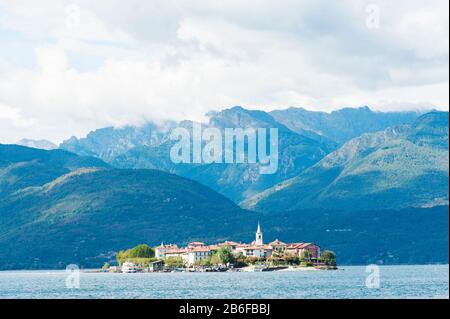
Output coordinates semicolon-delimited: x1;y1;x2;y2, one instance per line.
255;222;263;245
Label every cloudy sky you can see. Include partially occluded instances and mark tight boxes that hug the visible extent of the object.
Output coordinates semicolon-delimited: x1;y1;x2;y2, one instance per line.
0;0;448;144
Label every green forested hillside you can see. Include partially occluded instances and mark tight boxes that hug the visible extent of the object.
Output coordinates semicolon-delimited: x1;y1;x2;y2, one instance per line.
0;151;255;269
244;112;449;211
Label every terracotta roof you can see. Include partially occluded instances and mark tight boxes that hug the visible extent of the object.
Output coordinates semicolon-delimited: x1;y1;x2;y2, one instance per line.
219;241;241;246
188;242;205;246
240;245;273;250
190;247;212;252
286;243;317;249
156;244;178;249
269;239;287;246
165;248;187;254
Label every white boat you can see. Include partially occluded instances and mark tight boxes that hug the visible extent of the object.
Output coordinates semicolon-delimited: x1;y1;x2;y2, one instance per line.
243;266;265;272
121;262;138;273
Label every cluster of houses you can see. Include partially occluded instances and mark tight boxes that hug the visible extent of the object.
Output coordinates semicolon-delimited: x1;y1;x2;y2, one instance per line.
154;223;321;267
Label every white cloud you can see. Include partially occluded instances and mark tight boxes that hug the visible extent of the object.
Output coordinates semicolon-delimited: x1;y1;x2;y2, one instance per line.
0;0;448;144
0;103;35;126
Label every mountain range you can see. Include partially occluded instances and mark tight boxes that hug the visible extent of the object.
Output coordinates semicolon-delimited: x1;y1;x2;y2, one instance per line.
243;111;449;211
0;144;447;269
61;106;428;204
62;107;334;202
269;106;421;145
1;105;448;269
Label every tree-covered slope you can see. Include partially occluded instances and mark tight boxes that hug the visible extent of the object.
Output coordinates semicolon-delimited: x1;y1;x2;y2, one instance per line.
260;206;448;265
0;166;256;269
243;112;449;211
0;144;448;268
0;144;108;196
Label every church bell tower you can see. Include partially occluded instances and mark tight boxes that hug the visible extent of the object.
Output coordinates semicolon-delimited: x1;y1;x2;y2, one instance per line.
255;222;263;246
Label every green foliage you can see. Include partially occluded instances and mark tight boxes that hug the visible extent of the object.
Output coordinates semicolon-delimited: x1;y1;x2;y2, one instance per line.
127;244;155;258
125;257;158;266
234;253;248;267
200;257;212;267
164;256;184;268
116;244;155;265
116;250;127;266
300;261;313;267
321;250;337;266
210;254;221;265
102;262;110;270
245;257;265;265
285;255;301;265
268;257;286;266
301;250;311;261
214;247;235;265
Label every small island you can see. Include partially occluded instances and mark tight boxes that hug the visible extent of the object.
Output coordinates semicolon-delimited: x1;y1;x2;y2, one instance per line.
105;224;337;273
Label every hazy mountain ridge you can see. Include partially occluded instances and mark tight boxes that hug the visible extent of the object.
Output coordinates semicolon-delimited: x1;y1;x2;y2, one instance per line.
60;122;176;162
243;111;449;211
62;106;334;202
270;106;422;144
16;139;57;150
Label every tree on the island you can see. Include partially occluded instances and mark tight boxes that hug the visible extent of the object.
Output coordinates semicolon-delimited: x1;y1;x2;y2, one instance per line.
321;250;337;266
116;244;155;265
214;246;235;265
285;254;300;265
210;253;221;265
127;244;155;258
234;252;248;267
301;250;312;261
200;257;212;267
268;256;285;266
165;256;184;268
102;262;110;270
116;250;128;265
245;256;260;265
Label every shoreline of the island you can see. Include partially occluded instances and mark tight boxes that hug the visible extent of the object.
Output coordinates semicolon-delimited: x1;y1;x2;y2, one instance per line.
80;264;338;274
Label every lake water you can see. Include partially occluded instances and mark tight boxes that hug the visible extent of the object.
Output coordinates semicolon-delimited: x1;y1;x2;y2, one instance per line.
0;265;448;299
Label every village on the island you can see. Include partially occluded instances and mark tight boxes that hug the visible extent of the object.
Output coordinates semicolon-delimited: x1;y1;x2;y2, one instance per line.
104;224;337;273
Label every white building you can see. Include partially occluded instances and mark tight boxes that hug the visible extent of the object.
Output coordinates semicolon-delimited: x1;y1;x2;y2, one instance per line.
155;243;178;259
185;247;214;266
234;224;273;258
236;245;273;258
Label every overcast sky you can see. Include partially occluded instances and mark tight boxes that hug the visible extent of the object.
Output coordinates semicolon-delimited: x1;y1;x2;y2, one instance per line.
0;0;448;144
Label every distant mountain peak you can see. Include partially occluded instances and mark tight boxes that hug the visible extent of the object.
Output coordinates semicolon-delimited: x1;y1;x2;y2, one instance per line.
209;106;282;130
16;139;57;150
